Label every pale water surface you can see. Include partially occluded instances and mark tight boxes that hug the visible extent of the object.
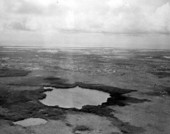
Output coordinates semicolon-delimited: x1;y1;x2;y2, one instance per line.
164;56;170;59
13;118;47;127
40;87;110;109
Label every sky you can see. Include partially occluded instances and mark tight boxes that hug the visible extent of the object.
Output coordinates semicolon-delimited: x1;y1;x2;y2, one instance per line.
0;0;170;48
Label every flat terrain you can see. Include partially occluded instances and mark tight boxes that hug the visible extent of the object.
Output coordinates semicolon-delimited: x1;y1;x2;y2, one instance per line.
0;47;170;134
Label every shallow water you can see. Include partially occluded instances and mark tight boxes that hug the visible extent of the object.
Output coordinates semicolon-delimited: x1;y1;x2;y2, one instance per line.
40;87;110;109
13;118;47;127
164;56;170;59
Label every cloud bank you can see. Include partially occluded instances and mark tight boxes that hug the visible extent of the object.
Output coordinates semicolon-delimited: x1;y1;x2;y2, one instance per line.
0;0;170;33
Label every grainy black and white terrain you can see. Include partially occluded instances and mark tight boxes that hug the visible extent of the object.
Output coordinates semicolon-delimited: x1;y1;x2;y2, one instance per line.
0;46;170;134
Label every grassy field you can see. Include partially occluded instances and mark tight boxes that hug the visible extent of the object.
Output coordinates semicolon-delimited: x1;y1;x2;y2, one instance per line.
0;47;170;134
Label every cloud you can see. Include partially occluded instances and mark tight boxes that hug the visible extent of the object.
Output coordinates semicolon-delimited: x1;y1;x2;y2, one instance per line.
0;0;170;33
150;2;170;33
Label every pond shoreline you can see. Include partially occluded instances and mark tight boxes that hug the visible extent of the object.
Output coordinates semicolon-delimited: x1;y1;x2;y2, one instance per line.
0;77;147;134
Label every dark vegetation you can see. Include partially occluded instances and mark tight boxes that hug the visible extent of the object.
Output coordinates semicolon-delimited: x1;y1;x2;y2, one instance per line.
144;85;170;97
0;88;64;121
164;87;170;95
73;125;92;133
103;94;149;106
44;77;135;95
151;71;170;78
157;68;170;71
0;68;31;77
0;76;147;134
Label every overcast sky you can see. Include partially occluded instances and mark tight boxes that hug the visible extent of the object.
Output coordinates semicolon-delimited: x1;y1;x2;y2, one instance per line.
0;0;170;48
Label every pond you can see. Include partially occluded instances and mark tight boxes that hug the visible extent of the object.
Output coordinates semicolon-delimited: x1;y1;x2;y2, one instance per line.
40;86;110;109
13;118;47;127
